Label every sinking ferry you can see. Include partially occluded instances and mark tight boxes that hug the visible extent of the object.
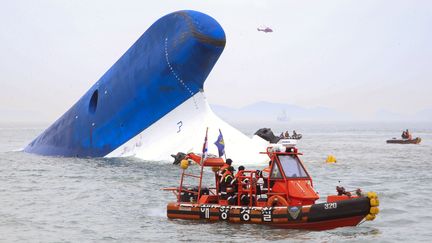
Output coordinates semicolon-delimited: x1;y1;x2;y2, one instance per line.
24;10;269;164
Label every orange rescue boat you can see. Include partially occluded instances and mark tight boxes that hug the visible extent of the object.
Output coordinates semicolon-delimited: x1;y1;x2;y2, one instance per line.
164;143;379;230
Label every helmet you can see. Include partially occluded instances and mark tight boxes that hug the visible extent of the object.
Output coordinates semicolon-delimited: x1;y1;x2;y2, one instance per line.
226;159;233;165
228;166;235;172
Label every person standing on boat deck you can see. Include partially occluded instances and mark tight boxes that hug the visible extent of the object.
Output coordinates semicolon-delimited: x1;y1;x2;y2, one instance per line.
230;166;246;191
217;158;233;198
217;158;233;177
284;131;290;139
260;161;272;195
233;165;258;205
228;165;245;205
221;166;235;201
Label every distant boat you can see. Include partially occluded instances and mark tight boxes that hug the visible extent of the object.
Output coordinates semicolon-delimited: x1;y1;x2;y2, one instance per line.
386;137;421;144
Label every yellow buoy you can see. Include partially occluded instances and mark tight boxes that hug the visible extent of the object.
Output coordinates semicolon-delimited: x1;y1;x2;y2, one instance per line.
326;155;337;163
367;191;377;199
370;206;379;215
370;198;380;207
180;159;189;170
365;214;376;221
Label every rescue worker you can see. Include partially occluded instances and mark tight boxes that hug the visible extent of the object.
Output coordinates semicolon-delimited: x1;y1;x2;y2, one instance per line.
406;129;412;140
227;165;245;205
261;161;271;194
217;158;233;178
230;166;245;191
220;166;235;202
284;131;290;139
230;165;256;205
217;158;233;197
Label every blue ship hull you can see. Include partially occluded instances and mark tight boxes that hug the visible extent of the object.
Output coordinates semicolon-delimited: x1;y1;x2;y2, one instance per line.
25;10;226;157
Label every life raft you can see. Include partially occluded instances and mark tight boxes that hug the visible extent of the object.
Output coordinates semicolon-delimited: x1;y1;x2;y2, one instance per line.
386;137;421;144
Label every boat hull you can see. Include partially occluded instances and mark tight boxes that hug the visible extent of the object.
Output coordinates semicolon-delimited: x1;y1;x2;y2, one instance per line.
167;197;371;230
386;137;421;144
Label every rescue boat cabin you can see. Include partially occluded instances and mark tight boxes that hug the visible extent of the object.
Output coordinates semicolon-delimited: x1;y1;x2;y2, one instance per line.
263;145;319;206
169;142;319;208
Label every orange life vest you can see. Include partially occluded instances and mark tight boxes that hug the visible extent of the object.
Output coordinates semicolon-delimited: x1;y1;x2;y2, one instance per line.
221;170;233;183
217;163;230;177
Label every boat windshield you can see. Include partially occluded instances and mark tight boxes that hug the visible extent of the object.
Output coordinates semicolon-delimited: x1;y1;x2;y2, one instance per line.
270;160;283;179
277;155;308;178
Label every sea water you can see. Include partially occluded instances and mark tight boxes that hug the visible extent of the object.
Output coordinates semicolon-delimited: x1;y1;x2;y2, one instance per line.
0;121;431;242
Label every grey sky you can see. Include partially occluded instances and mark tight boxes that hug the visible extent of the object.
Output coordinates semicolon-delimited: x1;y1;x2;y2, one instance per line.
1;0;431;122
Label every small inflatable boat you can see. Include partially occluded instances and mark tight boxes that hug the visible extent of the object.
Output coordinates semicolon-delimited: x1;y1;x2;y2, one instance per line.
386;137;421;144
164;143;379;230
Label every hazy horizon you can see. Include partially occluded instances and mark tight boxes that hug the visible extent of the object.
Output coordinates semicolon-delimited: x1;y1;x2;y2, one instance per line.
1;1;431;122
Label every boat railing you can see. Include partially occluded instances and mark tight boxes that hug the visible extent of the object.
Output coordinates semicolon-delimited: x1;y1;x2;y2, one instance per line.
178;166;204;202
236;170;258;206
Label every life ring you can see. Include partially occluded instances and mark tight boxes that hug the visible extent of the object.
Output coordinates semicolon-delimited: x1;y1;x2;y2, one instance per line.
267;195;289;207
